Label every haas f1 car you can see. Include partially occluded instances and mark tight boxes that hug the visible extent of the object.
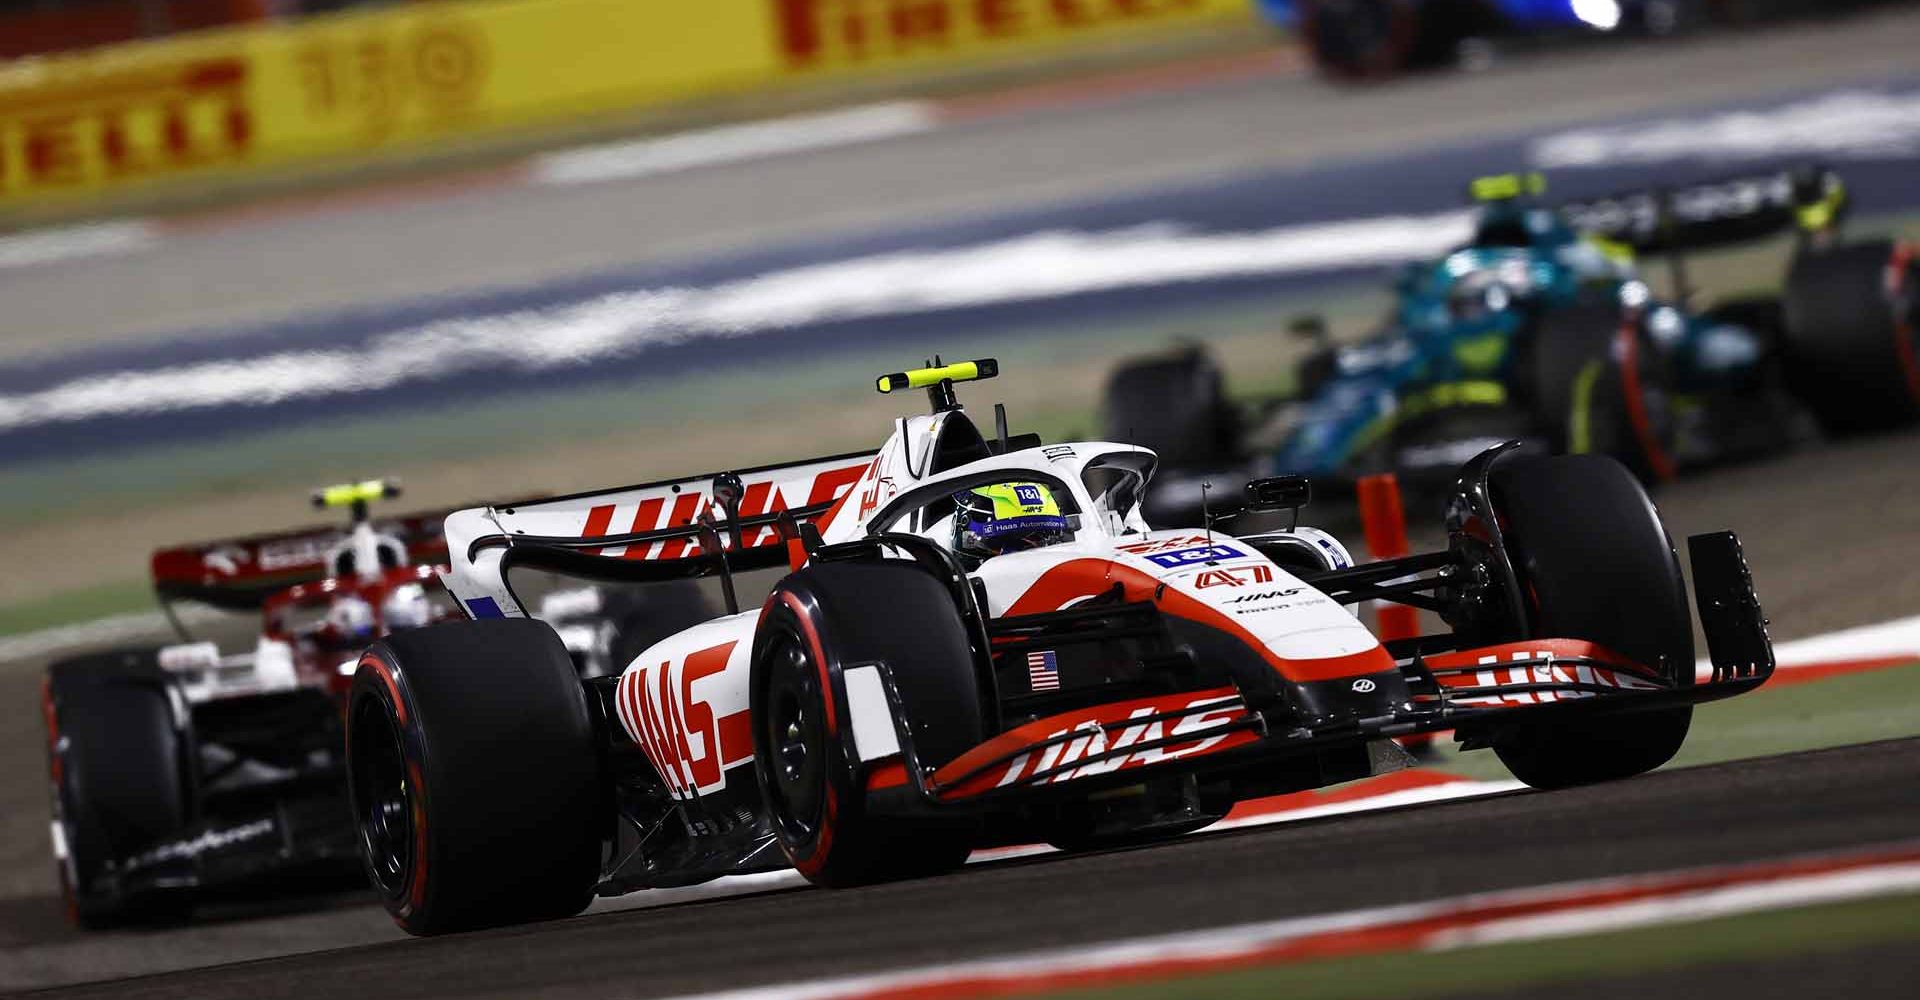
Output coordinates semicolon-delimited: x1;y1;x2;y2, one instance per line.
1110;166;1920;525
349;360;1775;936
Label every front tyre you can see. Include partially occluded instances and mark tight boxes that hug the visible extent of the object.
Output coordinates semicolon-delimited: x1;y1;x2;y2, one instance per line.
753;561;985;888
348;619;602;935
1485;454;1695;789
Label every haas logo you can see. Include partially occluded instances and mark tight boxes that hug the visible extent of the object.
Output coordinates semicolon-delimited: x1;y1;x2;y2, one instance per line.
1194;565;1274;589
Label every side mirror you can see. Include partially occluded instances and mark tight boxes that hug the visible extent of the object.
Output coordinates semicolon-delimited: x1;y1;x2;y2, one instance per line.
1245;475;1311;517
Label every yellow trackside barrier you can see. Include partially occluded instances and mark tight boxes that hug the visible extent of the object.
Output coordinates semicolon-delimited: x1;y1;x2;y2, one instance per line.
0;0;1255;207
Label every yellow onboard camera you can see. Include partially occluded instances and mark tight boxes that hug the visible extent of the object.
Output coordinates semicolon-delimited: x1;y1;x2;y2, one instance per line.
875;358;999;394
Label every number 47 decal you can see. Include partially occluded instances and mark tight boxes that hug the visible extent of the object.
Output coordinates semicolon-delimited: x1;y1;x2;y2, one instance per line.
1194;566;1274;589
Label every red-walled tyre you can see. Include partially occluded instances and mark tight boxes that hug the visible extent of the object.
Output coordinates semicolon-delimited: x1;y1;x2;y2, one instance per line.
348;619;602;935
43;650;194;927
1529;298;1679;486
752;561;984;888
1486;454;1695;789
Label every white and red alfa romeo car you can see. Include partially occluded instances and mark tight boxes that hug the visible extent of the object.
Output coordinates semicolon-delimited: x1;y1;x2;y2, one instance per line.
347;359;1775;935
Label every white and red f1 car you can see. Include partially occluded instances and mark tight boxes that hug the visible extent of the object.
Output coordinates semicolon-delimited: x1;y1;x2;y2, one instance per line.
349;360;1776;935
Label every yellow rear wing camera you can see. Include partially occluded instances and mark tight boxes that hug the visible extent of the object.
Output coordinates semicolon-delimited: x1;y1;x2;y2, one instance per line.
1470;172;1547;203
313;478;402;519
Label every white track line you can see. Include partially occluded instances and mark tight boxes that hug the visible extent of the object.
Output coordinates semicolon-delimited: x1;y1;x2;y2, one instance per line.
532;102;940;186
1531;87;1920;169
1694;613;1920;682
662;847;1920;1000
0;604;224;666
0;220;156;272
0;211;1473;433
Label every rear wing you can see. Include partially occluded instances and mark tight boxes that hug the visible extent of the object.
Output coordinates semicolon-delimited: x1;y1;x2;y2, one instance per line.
441;451;876;621
1558;166;1846;254
150;512;451;610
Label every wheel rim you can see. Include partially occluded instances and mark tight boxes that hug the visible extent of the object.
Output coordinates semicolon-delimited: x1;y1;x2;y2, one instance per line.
350;693;413;898
762;631;826;845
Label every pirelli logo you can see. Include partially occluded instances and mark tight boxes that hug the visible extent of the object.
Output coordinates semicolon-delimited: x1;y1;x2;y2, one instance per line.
771;0;1208;68
0;58;252;196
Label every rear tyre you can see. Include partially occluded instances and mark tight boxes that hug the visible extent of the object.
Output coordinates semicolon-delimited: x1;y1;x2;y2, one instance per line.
753;561;985;887
1485;454;1695;789
1103;346;1241;472
1528;299;1678;484
1781;240;1920;435
1299;0;1425;79
43;650;194;927
348;619;601;935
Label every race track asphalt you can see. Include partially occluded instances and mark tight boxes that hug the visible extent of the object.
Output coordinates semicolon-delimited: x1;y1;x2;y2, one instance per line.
17;737;1920;1000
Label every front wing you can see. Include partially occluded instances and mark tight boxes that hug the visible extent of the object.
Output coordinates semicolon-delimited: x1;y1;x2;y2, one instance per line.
855;533;1771;809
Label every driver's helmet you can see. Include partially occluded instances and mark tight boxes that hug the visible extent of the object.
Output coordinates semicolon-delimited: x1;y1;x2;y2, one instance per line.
325;595;376;640
953;482;1071;559
381;582;433;632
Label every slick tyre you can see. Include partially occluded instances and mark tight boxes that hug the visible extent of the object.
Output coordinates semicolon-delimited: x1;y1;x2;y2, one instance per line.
1299;0;1425;80
348;619;602;935
753;561;985;888
1529;299;1678;485
1781;240;1920;435
43;650;194;928
1103;347;1241;471
1486;453;1695;789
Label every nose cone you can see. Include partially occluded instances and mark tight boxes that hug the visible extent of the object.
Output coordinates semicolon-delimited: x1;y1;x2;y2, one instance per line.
1287;668;1412;728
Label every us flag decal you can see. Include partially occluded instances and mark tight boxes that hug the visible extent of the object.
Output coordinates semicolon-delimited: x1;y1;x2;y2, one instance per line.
1028;649;1060;692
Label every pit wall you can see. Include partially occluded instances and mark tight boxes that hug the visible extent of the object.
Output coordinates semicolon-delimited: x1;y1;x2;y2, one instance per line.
0;0;1254;207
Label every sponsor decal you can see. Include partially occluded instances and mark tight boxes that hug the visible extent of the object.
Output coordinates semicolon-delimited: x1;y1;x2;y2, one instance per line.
576;458;868;559
258;535;333;572
857;474;896;519
1027;649;1060;693
1438;648;1662;706
1043;445;1077;460
617;642;752;800
464;597;504;619
131;818;275;866
1226;587;1312;615
772;0;1225;69
1225;588;1303;605
203;544;251;576
0;58;252;196
1194;565;1275;589
1351;678;1377;693
1117;535;1212;554
1145;544;1245;569
994;695;1249;788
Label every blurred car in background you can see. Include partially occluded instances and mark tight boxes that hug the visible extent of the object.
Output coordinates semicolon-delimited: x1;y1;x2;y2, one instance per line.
1263;0;1907;79
39;478;713;926
1108;166;1920;526
40;480;448;925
